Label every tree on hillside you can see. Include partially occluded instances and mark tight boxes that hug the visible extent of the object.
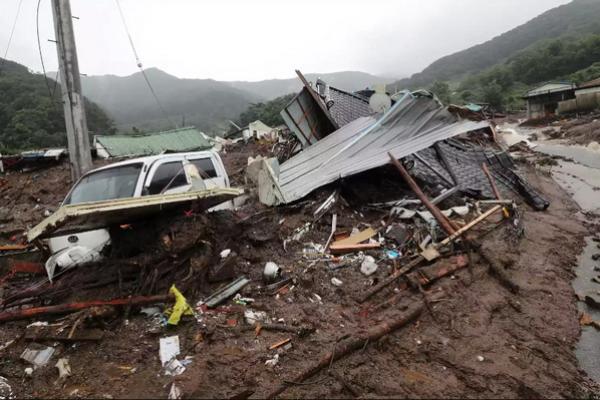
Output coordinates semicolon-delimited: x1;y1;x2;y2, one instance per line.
0;59;115;152
482;82;504;110
236;93;295;129
429;81;451;105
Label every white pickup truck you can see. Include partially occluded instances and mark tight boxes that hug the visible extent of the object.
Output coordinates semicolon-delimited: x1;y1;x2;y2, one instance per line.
45;150;231;279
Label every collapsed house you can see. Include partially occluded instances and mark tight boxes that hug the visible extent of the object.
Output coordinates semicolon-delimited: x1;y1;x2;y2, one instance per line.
224;120;279;142
0;148;67;173
261;76;549;211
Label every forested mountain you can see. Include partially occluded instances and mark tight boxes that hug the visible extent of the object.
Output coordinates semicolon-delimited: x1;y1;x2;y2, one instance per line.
81;70;389;135
0;58;114;152
392;0;600;90
81;69;261;134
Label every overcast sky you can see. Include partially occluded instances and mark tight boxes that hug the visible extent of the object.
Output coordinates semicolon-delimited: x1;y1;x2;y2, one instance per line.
1;0;571;82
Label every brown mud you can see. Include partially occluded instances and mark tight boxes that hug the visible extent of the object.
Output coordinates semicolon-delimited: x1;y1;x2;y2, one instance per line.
0;143;597;399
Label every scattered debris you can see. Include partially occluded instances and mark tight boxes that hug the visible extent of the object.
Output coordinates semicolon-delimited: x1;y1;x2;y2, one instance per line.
331;277;343;287
265;354;279;368
21;345;55;368
159;336;181;366
360;256;378;276
168;383;183;400
0;376;13;400
55;358;72;381
201;277;250;308
263;262;281;283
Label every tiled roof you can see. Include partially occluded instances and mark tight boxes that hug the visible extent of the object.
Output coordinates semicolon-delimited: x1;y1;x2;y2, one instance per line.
328;87;374;127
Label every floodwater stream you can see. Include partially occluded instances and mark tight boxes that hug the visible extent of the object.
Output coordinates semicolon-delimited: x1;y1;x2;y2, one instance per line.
501;125;600;381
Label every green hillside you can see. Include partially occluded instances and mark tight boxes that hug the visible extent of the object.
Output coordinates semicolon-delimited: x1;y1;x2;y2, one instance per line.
392;0;600;93
81;69;262;135
81;69;389;135
453;33;600;109
0;58;114;152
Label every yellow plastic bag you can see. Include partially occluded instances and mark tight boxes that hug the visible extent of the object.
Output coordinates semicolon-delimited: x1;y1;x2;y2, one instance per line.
165;285;193;325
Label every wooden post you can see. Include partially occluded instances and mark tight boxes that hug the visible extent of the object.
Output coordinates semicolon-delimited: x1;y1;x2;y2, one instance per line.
388;152;456;235
481;163;501;200
51;0;92;181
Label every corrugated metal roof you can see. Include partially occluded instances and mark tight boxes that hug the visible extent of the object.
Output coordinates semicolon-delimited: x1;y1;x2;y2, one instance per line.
94;127;212;158
274;94;490;204
524;82;575;98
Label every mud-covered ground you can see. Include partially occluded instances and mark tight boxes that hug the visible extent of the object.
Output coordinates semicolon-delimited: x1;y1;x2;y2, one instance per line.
0;142;598;399
523;111;600;147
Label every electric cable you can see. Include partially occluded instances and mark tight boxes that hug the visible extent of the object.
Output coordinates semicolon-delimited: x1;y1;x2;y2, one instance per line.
0;0;24;75
114;0;175;128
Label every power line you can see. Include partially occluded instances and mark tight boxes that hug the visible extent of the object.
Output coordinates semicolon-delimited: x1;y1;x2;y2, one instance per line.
114;0;175;128
37;0;56;100
0;0;24;75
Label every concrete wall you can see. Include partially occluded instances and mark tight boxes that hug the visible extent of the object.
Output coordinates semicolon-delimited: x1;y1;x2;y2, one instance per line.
557;90;600;115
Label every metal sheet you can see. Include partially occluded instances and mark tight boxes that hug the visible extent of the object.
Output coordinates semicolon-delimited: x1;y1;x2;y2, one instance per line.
280;87;336;147
274;94;489;204
27;187;244;241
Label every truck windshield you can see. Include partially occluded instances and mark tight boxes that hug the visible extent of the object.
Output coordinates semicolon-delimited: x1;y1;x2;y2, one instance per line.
64;163;143;205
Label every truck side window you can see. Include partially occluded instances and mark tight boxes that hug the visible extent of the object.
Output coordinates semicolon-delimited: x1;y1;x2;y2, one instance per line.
147;161;188;195
190;158;217;178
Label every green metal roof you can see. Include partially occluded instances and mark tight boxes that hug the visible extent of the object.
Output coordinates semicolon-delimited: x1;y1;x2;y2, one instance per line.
94;127;212;157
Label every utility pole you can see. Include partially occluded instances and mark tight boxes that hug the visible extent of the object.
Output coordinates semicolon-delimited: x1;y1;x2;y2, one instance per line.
51;0;92;181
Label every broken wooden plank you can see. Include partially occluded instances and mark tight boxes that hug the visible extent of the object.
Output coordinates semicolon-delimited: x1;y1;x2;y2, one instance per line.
265;299;427;398
0;244;30;251
329;242;381;255
330;228;377;247
406;254;469;288
0;294;172;323
359;205;502;303
25;325;104;342
268;338;291;350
